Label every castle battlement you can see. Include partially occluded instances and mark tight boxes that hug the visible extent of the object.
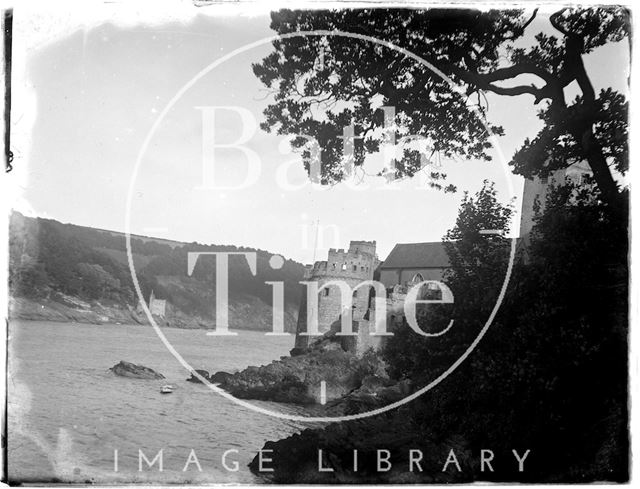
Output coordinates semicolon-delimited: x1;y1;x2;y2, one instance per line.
348;240;377;256
293;240;380;356
306;241;379;282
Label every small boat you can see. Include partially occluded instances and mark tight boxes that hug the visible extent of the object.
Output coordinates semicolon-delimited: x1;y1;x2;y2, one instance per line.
160;385;175;394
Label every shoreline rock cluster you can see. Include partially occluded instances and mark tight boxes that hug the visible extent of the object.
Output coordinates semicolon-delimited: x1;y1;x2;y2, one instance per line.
109;360;165;380
211;331;390;406
202;329;421;482
186;369;233;384
109;330;417;482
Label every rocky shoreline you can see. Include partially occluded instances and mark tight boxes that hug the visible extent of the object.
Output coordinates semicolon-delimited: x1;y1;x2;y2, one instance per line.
232;335;469;483
9;296;297;332
197;328;427;482
236;345;469;484
208;329;408;408
9;296;212;328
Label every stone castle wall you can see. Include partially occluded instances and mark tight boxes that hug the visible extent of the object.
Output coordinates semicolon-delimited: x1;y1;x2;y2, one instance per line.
293;240;378;353
292;239;452;357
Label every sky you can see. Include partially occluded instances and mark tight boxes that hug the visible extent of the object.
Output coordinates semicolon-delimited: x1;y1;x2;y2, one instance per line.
11;6;630;264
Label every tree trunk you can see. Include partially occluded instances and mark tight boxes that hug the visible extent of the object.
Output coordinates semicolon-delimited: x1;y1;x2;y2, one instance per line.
581;125;621;209
563;39;623;210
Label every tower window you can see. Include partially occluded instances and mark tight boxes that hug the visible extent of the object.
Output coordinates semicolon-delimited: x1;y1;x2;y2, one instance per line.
341;263;347;271
324;288;330;297
353;265;357;271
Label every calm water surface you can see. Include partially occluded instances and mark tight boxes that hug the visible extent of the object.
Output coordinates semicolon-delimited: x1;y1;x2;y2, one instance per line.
8;320;308;483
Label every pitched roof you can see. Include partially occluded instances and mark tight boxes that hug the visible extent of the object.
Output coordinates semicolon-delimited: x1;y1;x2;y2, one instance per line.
380;242;450;269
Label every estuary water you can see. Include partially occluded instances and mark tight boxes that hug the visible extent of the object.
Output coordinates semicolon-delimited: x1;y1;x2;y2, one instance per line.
8;320;307;483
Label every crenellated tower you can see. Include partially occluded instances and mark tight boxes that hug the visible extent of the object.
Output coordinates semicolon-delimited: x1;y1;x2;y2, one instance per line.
292;240;380;354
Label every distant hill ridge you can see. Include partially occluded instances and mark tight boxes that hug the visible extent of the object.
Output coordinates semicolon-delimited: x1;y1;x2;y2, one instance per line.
90;227;184;249
9;212;304;332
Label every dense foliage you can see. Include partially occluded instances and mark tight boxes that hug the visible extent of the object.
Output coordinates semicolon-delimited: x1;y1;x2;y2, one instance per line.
382;184;628;481
252;10;630;475
383;181;513;381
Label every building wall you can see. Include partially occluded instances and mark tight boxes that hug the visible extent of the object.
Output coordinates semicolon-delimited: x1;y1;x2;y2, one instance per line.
294;240;457;356
354;319;383;356
136;291;167;318
379;267;447;288
150;299;166;317
519;162;592;237
520;175;553;238
294;240;377;352
355;297;406;356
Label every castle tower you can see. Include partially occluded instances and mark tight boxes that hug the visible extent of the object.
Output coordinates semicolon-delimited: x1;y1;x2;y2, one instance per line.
292;240;379;354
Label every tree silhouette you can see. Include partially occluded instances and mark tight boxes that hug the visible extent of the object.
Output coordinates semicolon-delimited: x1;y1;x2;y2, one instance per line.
253;7;629;205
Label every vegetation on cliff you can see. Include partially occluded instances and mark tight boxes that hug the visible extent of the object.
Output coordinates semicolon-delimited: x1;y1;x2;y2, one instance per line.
9;212;305;331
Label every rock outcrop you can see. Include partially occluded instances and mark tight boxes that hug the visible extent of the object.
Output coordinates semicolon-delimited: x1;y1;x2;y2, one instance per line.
109;361;165;380
186;369;211;384
231;327;434;482
209;371;233;384
318;376;412;416
215;331;387;405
